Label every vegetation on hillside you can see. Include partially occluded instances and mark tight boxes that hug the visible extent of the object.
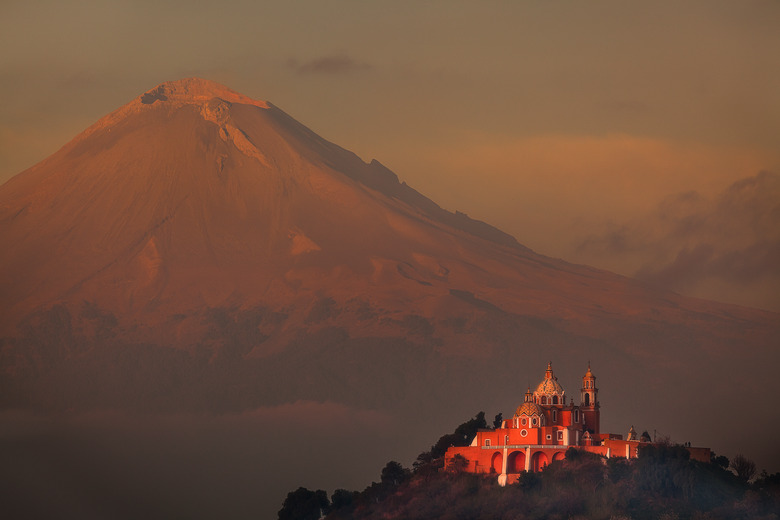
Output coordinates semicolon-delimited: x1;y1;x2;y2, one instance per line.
278;413;780;520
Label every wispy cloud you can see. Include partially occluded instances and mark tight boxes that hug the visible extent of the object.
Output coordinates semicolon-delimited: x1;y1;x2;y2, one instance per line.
577;171;780;309
289;54;371;75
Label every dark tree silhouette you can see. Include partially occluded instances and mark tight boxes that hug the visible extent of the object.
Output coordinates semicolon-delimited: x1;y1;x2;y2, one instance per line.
711;451;730;469
330;489;355;511
424;411;488;460
493;412;503;429
380;461;411;486
277;487;329;520
730;454;757;482
445;453;469;473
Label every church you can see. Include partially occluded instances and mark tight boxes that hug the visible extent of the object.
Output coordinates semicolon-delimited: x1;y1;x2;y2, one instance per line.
443;362;710;485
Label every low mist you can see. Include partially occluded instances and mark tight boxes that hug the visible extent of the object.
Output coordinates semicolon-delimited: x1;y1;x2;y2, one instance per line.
0;405;406;520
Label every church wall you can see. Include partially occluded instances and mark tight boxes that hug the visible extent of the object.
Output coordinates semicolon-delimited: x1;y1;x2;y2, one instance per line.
687;447;711;463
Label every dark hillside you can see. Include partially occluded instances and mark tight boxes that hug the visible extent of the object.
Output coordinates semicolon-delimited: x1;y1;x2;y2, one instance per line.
280;416;780;520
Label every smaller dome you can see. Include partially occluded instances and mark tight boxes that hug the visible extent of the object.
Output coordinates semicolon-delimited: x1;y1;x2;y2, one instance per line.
584;363;594;378
515;402;545;417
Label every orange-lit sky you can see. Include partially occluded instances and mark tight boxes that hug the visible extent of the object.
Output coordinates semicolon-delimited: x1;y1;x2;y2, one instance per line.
1;1;778;310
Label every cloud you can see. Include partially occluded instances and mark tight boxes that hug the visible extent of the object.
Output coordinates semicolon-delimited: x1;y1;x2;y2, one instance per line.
578;171;780;310
290;54;371;75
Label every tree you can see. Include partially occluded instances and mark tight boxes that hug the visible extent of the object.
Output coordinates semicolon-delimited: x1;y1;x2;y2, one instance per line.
710;451;729;469
493;412;503;429
730;454;757;482
381;460;411;486
330;488;355;511
453;411;487;441
426;412;488;460
446;453;469;473
277;487;329;520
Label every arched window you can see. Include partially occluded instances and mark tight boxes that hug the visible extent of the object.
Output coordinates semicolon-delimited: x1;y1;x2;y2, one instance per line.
574;410;579;423
552;409;557;422
521;417;527;426
541;396;547;405
532;417;538;426
585;393;590;406
552;395;559;405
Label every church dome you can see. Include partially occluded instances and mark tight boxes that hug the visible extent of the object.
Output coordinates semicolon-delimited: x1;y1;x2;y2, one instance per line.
535;377;564;395
533;362;565;403
515;401;545;417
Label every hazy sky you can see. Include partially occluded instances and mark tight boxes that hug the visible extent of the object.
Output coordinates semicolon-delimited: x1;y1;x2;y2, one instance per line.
1;0;778;310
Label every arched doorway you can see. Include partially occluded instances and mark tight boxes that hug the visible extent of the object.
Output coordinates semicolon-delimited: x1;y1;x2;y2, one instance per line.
552;451;565;463
532;451;549;472
491;451;503;473
506;451;526;473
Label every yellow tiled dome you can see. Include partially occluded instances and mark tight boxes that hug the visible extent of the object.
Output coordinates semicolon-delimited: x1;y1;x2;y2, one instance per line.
535;377;564;395
515;401;545;417
533;361;565;398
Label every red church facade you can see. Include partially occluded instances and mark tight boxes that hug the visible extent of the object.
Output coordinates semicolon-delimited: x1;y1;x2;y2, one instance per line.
444;363;710;485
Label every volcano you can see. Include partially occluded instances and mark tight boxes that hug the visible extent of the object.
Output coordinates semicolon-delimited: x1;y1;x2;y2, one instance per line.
1;79;778;468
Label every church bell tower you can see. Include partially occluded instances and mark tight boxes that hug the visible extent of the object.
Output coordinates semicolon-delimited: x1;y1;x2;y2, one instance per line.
580;363;600;434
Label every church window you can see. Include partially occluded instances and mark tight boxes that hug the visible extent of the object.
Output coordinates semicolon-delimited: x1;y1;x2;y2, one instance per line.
585;393;590;406
521;417;527;426
557;431;563;440
546;434;552;440
541;396;547;405
485;439;491;447
532;417;538;426
505;435;509;445
520;429;528;437
574;410;579;422
552;409;557;422
553;395;559;405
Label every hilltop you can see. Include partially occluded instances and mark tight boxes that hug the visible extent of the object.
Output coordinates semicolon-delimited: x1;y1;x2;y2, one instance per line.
281;414;780;520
